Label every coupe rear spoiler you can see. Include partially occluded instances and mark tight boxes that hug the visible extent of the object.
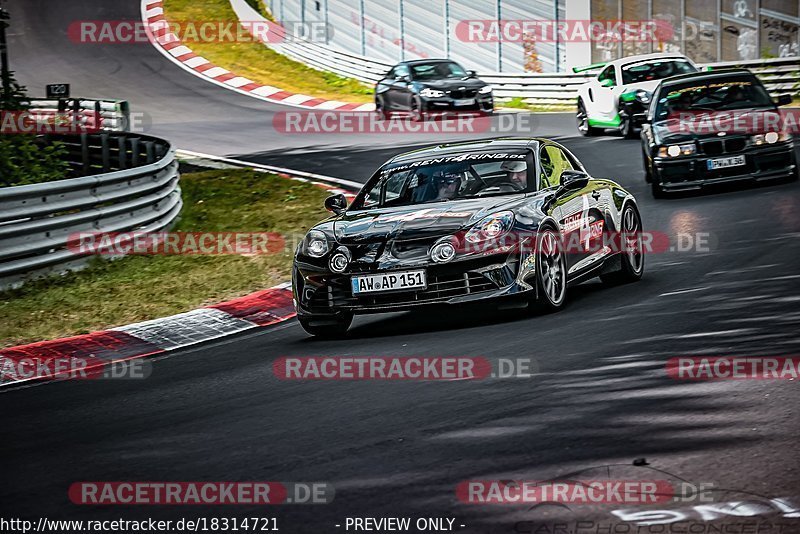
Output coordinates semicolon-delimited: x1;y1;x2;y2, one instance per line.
572;62;607;74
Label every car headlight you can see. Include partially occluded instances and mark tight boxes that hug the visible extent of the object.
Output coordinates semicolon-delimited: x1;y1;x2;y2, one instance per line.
658;143;696;157
478;85;492;94
465;211;514;243
303;230;329;258
420;88;445;98
635;89;651;104
751;131;791;146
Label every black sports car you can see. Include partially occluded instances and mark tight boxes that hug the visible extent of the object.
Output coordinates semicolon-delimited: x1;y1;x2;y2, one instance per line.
292;138;645;337
640;68;797;197
374;59;494;121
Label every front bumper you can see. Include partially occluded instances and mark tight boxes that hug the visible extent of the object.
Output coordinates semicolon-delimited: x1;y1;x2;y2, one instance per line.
420;94;494;113
293;252;532;317
652;142;796;191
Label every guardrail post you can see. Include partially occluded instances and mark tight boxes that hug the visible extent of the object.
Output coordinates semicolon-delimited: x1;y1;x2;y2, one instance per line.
118;136;127;170
101;133;110;172
131;137;140;167
145;140;155;164
81;133;90;175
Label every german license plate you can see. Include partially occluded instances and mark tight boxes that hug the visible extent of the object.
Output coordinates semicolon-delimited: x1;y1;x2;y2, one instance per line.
453;98;475;106
707;155;745;170
352;270;426;295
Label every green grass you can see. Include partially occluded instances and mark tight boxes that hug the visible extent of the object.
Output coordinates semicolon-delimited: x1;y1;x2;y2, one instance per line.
162;0;373;102
498;97;575;113
0;169;330;348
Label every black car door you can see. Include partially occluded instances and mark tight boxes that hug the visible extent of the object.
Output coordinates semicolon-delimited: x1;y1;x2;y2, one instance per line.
539;145;603;275
388;64;412;110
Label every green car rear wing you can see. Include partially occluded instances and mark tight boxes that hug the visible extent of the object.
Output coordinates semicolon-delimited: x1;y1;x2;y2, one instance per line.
572;62;607;74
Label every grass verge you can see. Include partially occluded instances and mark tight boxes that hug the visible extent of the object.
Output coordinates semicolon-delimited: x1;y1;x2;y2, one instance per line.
498;97;575;113
0;169;330;348
162;0;373;102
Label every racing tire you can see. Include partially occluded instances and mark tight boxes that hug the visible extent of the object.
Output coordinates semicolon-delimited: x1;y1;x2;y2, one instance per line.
600;205;645;285
410;99;424;122
642;148;652;183
530;228;567;314
619;114;637;139
298;313;353;338
577;99;601;137
651;180;667;198
375;97;389;120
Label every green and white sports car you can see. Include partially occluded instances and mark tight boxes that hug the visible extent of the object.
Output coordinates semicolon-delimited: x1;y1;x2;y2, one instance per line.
575;53;698;139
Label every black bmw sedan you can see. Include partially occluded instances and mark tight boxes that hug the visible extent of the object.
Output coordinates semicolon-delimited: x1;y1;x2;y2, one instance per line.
292;138;645;337
640;69;798;197
374;59;494;120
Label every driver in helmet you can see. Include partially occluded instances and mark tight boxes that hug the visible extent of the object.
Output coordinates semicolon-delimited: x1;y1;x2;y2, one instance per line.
434;170;463;200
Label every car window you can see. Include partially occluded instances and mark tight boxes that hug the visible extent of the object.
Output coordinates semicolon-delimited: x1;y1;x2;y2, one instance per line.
653;75;774;121
385;68;396;79
621;60;697;85
395;65;410;78
411;62;467;80
598;66;616;86
539;146;574;189
353;154;530;209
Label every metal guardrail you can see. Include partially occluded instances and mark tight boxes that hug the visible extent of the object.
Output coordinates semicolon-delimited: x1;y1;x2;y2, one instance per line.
230;0;800;105
28;99;131;131
0;132;181;289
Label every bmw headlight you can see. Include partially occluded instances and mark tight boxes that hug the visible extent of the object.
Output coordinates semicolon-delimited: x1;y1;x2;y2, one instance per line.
420;88;445;98
478;85;493;94
658;143;696;157
751;131;791;146
465;211;514;243
303;230;329;258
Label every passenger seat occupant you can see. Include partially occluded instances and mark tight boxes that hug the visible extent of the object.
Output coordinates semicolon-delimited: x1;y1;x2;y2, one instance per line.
499;160;528;191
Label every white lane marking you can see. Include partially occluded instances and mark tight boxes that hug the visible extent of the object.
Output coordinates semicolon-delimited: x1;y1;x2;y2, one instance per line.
659;287;709;297
677;328;756;339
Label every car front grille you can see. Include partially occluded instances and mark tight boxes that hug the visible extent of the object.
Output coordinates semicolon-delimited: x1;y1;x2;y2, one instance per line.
448;89;478;99
699;136;747;155
306;271;503;312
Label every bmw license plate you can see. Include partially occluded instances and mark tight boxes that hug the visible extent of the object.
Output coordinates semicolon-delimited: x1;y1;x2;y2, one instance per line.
352;270;426;295
453;98;475;106
707;155;745;170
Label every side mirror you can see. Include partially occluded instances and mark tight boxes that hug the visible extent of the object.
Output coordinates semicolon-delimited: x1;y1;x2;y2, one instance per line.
560;170;590;190
776;94;792;107
324;193;347;215
633;112;649;124
398;74;411;83
467;70;477;77
600;78;615;88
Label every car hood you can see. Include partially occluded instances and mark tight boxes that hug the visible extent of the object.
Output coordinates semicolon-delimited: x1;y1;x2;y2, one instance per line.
653;108;782;144
416;78;486;91
332;195;534;244
619;79;662;93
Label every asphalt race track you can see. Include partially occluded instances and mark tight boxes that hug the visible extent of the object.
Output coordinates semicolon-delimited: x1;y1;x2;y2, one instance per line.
3;0;800;532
